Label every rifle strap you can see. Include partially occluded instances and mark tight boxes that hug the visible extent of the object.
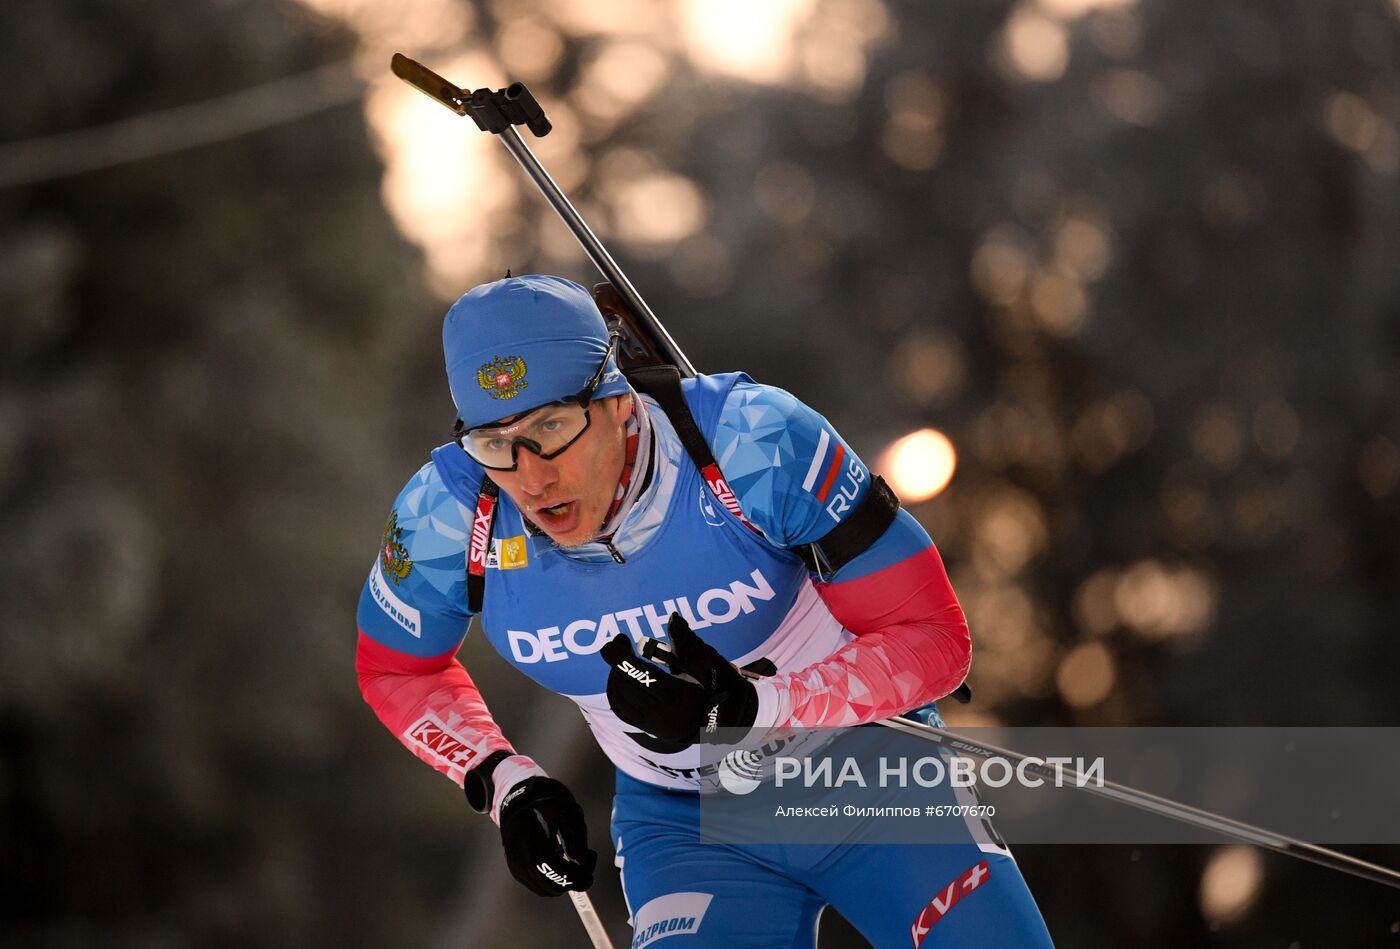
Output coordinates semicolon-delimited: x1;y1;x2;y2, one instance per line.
466;477;497;614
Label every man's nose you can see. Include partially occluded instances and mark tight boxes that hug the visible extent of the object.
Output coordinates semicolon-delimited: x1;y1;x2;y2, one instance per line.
513;444;558;494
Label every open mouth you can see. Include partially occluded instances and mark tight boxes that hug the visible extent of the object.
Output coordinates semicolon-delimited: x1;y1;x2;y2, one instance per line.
531;500;578;530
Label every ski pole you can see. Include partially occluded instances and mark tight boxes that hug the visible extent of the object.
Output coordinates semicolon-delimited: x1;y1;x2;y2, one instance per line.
389;53;695;377
569;891;615;949
877;715;1400;892
552;829;615;948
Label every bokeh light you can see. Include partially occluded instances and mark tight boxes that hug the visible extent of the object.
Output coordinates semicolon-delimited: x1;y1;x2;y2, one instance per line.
1072;569;1120;636
1113;561;1217;642
881;72;946;171
679;0;811;84
678;0;889;96
548;0;669;38
1199;845;1264;925
1028;266;1087;335
1035;0;1138;20
879;428;957;503
972;486;1050;576
895;334;966;406
971;228;1033;306
294;0;473;53
1000;5;1070;83
572;40;672;125
364;50;517;296
1054;210;1113;280
495;17;566;82
604;170;707;253
1056;641;1116;708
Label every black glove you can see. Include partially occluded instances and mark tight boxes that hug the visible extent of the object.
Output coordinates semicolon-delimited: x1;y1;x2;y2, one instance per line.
600;613;758;744
496;776;597;897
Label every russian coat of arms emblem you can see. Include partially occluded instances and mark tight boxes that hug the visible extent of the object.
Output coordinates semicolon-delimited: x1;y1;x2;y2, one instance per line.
381;511;414;584
477;355;528;400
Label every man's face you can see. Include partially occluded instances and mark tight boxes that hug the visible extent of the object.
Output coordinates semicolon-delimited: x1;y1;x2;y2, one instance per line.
488;393;633;548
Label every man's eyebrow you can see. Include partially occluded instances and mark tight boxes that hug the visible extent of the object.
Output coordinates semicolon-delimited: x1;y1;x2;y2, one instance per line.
476;411;531;430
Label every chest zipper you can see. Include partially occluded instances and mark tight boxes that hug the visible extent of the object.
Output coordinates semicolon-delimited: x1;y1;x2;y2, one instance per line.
604;540;626;564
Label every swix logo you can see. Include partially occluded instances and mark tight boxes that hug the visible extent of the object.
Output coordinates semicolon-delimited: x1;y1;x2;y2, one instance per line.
703;704;720;734
701;464;762;535
823;458;867;522
405;714;482;773
468;493;497;574
536;862;571;888
506;569;776;664
910;860;990;947
619;661;656;687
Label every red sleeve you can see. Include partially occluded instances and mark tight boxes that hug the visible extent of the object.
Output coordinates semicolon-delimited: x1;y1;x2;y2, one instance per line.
356;630;515;786
757;545;972;729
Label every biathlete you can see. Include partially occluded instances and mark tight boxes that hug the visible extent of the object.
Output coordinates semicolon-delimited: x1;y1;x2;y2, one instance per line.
356;274;1053;946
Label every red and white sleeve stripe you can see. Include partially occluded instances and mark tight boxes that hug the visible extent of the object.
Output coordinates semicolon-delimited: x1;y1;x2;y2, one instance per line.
753;545;971;729
356;631;536;795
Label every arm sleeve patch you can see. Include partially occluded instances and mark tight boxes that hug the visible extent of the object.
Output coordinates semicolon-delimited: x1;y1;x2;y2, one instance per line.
356;461;474;658
710;381;872;548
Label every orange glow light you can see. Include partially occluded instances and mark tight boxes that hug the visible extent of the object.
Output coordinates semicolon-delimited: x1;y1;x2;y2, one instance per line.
1199;845;1264;924
880;428;957;503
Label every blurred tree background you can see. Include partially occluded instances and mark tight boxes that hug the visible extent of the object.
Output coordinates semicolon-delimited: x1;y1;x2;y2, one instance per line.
1;0;1398;946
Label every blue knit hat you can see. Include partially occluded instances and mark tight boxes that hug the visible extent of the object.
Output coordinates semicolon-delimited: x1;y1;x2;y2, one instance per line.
444;274;629;428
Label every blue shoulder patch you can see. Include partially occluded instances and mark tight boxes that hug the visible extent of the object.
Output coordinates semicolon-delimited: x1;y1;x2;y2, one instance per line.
356;461;474;658
710;381;872;548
